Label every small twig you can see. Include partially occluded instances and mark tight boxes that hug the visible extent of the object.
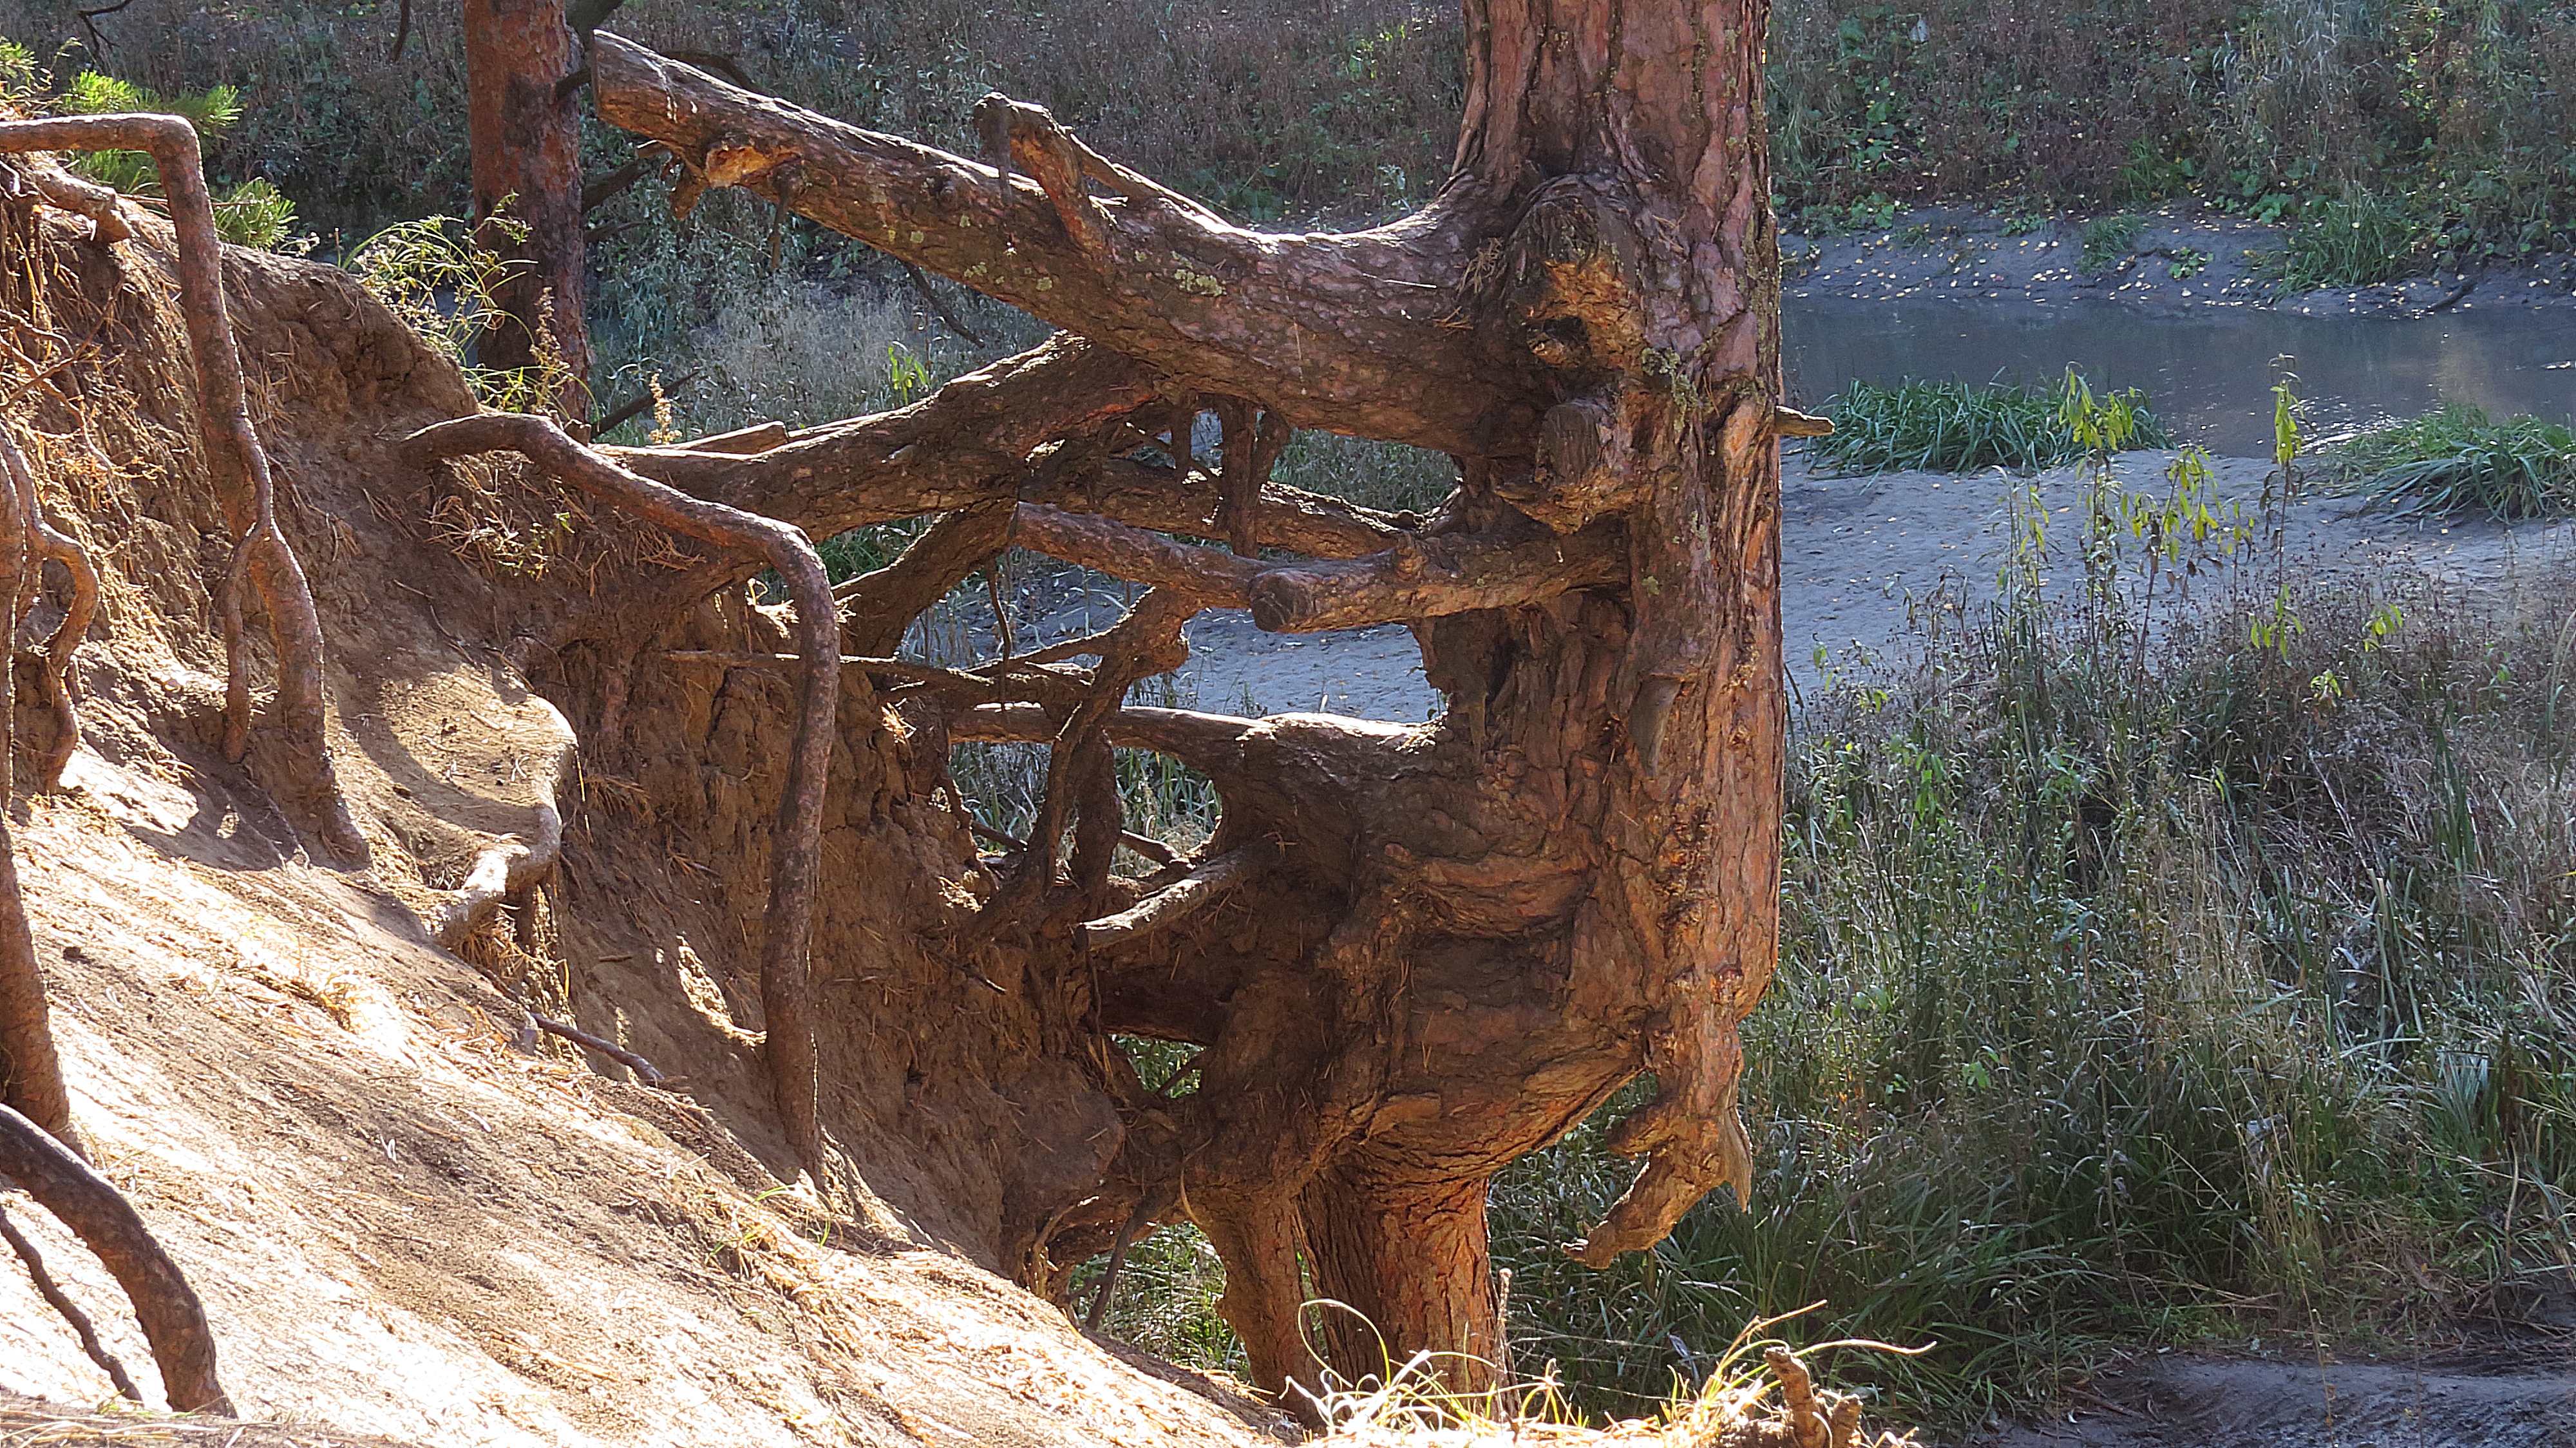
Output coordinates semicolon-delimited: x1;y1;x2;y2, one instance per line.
0;1199;142;1402
531;1013;680;1089
968;819;1026;852
902;260;987;347
388;0;412;61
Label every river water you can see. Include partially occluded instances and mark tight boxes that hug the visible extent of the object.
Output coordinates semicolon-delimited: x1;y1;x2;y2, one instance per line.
1783;298;2576;457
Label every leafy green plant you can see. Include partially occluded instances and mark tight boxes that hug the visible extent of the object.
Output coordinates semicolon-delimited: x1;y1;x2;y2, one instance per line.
2076;214;2144;276
55;69;303;249
2338;404;2576;520
1808;375;2170;476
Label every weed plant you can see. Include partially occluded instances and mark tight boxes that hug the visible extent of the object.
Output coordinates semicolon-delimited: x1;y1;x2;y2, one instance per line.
2337;404;2576;520
2075;214;2143;277
1809;374;2168;477
1488;488;2576;1427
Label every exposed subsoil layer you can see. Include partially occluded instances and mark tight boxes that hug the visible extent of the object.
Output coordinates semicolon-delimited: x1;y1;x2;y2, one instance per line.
0;210;1281;1445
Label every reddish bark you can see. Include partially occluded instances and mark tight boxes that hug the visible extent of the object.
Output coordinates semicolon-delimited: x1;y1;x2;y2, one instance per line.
464;0;593;418
579;3;1788;1412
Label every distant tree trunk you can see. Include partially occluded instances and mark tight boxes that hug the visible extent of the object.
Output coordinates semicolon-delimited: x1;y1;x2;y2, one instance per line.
574;0;1786;1415
464;0;592;421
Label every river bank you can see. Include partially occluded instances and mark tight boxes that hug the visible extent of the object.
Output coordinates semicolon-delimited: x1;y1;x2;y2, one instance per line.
1782;203;2576;321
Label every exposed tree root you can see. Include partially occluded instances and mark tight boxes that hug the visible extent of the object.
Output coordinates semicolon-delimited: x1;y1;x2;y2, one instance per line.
0;117;362;862
0;1103;232;1413
0;419;70;1145
428;701;573;953
401;412;837;1172
1;428;98;790
569;17;1791;1407
0;1199;141;1402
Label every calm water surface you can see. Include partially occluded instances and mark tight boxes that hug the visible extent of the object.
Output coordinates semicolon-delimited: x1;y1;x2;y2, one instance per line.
1783;299;2576;457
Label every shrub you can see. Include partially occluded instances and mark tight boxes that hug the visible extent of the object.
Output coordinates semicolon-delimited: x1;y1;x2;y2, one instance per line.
1493;551;2576;1426
2269;192;2424;291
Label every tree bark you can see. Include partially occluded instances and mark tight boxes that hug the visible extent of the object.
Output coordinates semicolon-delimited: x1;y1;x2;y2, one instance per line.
585;0;1784;1412
466;0;592;419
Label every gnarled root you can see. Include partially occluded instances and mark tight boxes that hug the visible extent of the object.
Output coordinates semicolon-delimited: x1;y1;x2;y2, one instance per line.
402;412;837;1172
1;428;99;790
429;700;573;952
0;1199;142;1401
0;426;70;1145
0;115;361;862
0;1102;234;1413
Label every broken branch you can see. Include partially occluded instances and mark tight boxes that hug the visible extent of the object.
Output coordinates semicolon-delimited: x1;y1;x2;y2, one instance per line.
402;412;836;1171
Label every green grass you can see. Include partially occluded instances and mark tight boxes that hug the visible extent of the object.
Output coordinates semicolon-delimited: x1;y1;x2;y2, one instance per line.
1808;375;2170;477
1488;552;2576;1428
2336;404;2576;520
2271;193;2425;292
2076;214;2143;276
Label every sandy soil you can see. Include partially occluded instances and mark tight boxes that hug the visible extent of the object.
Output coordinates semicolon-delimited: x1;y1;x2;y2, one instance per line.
1971;1347;2576;1448
1779;204;2576;320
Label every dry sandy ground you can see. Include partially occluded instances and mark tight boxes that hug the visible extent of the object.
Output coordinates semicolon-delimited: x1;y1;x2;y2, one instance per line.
1971;1348;2576;1448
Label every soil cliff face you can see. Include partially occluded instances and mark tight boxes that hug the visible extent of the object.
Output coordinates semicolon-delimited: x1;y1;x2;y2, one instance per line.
0;210;1268;1444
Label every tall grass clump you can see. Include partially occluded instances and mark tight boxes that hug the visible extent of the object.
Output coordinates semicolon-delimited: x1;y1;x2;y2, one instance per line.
1492;508;2576;1425
2337;403;2576;520
1810;374;2168;477
2266;191;2424;291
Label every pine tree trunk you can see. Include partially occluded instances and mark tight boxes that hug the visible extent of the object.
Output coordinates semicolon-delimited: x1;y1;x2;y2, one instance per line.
464;0;592;419
577;0;1784;1413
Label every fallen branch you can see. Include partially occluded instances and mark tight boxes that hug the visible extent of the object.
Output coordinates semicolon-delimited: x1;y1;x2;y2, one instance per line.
402;413;837;1172
2;428;99;789
0;1199;142;1402
0;115;363;862
0;1103;232;1413
1078;838;1280;951
1009;504;1626;633
531;1013;681;1089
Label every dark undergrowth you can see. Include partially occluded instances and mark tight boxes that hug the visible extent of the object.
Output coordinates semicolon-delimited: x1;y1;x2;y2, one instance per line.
1811;373;2168;477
